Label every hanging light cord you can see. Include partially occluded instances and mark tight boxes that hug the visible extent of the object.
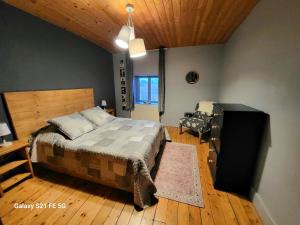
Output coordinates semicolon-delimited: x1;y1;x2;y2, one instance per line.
127;11;134;28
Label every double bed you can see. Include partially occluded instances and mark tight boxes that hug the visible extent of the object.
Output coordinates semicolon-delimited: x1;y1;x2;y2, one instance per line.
4;88;165;208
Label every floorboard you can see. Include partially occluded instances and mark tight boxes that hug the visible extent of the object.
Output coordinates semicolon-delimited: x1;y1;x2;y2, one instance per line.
0;127;263;225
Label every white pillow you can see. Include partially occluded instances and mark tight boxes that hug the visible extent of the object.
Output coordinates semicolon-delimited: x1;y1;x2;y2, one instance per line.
80;107;115;126
48;112;95;140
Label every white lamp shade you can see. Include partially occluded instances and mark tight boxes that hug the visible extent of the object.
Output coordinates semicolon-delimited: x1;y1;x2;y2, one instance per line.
101;100;107;107
129;38;147;58
0;123;11;136
115;25;131;49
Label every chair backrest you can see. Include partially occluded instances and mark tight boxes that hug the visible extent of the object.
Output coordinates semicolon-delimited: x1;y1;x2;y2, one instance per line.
195;101;214;115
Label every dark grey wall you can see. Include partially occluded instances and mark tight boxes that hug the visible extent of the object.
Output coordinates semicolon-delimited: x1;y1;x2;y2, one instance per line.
0;2;115;139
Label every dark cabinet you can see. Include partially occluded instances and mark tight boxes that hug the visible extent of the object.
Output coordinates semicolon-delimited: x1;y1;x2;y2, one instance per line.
208;103;267;196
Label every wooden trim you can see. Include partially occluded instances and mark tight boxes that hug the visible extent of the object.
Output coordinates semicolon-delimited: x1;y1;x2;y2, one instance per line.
3;88;95;139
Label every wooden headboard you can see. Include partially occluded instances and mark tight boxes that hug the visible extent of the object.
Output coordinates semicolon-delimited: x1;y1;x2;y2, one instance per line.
3;88;95;140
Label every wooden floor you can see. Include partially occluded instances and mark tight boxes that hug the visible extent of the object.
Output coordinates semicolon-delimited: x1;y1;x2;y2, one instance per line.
0;127;263;225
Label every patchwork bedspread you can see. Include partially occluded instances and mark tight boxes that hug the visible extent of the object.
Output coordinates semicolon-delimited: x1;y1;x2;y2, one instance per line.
30;118;165;208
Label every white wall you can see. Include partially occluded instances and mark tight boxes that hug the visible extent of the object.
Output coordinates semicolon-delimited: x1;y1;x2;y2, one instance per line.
114;46;223;123
133;50;158;75
219;0;300;224
162;45;223;126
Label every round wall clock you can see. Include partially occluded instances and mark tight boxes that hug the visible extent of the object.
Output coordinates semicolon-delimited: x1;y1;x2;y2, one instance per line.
185;71;199;84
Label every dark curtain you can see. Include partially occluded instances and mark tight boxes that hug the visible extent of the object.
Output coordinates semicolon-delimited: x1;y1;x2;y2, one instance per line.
125;53;134;111
158;47;166;116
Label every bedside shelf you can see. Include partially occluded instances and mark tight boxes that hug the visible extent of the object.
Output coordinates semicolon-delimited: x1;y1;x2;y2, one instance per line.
0;159;28;175
0;141;29;157
105;108;115;116
0;140;34;196
1;172;32;191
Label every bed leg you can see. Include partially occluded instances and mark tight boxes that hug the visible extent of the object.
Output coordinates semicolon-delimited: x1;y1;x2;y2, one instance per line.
179;125;183;134
199;131;203;143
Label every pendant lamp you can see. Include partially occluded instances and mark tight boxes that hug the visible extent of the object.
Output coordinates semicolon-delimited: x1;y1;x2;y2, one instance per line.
129;38;146;58
115;4;146;58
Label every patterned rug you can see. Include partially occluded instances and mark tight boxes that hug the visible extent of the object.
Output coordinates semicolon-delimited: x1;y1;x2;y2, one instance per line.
153;142;204;207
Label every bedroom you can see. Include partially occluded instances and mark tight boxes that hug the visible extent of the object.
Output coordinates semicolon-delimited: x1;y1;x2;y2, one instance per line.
0;0;299;225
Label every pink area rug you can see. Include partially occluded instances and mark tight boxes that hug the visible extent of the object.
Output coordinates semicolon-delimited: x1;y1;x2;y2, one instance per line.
154;142;204;207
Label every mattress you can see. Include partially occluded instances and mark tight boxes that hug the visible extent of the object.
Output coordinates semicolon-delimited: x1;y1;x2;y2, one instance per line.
30;117;165;208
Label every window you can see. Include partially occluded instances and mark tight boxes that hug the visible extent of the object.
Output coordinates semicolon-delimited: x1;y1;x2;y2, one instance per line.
134;76;159;104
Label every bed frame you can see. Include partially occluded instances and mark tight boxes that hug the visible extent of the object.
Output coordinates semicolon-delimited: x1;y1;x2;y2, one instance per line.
3;88;164;208
3;88;127;194
3;88;95;140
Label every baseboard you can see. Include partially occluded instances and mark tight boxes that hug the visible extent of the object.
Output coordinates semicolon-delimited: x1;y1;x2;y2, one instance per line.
253;192;278;225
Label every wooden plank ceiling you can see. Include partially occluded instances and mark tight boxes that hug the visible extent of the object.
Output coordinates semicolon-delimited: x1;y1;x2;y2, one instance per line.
4;0;259;53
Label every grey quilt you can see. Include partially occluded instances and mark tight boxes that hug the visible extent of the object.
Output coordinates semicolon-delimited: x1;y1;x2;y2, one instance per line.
30;117;165;208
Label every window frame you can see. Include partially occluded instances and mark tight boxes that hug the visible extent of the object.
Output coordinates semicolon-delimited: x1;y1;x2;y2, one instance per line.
134;75;159;105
